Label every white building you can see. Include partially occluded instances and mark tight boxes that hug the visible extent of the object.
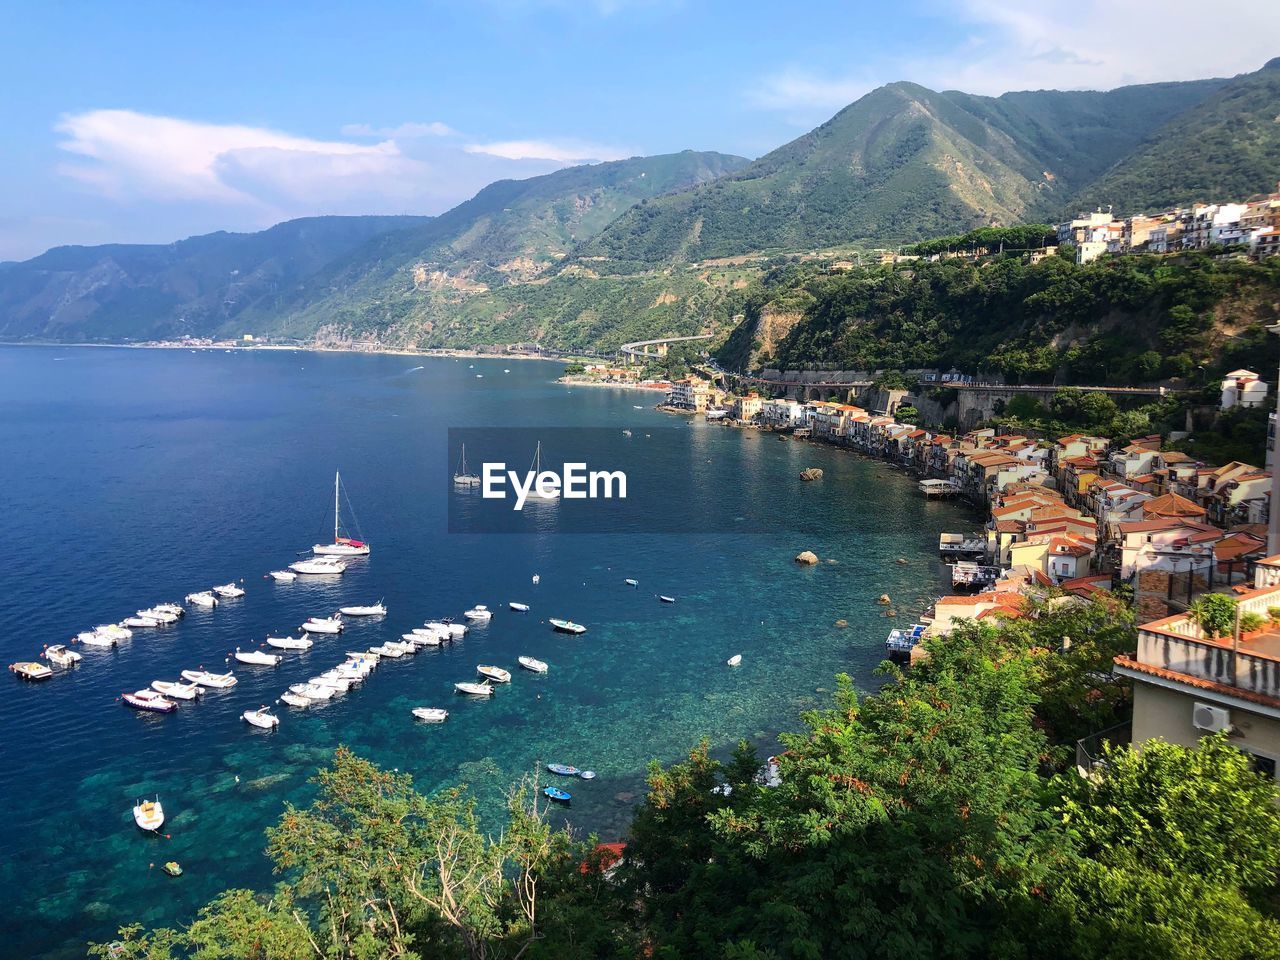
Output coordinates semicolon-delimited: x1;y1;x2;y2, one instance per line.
1221;369;1269;410
760;399;805;428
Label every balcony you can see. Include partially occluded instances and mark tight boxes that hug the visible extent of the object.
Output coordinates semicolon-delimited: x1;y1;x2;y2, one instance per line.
1076;721;1132;777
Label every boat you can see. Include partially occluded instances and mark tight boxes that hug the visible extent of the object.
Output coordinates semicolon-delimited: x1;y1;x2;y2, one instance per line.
412;707;449;723
445;621;468;639
339;602;386;616
543;787;571;803
549;619;586;635
453;444;481;487
622;429;632;438
10;661;53;681
133;797;165;831
180;669;237;688
657;595;676;604
153;603;184;618
137;607;180;624
95;624;133;641
289;682;334;701
518;656;548;673
547;763;581;776
349;649;380;662
280;691;311;708
532;574;540;585
386;640;417;655
301;616;343;634
464;604;492;622
579;771;597;780
185;591;217;608
369;644;404;658
509;602;530;612
75;630;117;648
633;405;644;410
406;632;442;647
151;680;201;700
525;442;559;500
161;861;182;877
312;471;371;556
234;648;282;666
454;681;494;697
268;570;298;582
319;669;359;688
267;635;313;651
290;557;348;575
242;707;279;729
212;582;245;599
123;615;161;628
624;578;638;587
727;654;743;667
44;645;81;668
123;690;177;713
476;665;511;683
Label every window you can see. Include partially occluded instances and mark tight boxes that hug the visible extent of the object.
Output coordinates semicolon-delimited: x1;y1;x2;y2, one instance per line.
1241;749;1278;782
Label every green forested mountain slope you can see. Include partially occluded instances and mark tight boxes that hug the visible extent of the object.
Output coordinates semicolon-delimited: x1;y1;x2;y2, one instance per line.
0;216;432;342
1068;58;1280;213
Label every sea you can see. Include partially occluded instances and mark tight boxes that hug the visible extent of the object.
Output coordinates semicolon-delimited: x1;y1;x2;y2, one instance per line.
0;345;975;957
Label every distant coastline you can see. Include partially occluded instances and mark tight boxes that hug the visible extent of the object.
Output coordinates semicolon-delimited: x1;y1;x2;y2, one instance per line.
0;340;572;365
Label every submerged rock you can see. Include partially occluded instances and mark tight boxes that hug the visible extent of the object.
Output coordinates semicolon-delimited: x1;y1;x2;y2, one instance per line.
795;550;819;565
878;594;891;604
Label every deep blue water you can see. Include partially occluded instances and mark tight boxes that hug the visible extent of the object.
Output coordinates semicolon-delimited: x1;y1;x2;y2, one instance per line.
0;346;974;957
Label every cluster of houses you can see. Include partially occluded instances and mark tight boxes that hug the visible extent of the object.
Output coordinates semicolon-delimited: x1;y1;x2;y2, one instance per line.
1057;185;1280;263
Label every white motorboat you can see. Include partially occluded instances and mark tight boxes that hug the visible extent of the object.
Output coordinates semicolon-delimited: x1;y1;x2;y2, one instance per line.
455;681;494;697
476;665;511;683
123;689;177;713
312;471;371;556
348;650;379;662
464;605;492;622
213;582;246;599
301;616;343;634
268;570;298;582
44;644;81;668
412;707;449;723
185;591;218;608
234;648;282;666
266;635;313;651
153;603;184;618
387;640;417;655
727;654;743;667
549;619;587;635
289;682;334;701
532;574;540;585
313;674;353;693
624;578;639;587
95;624;133;641
453;444;481;487
139;607;181;624
509;602;530;612
290;557;348;575
123;615;162;629
11;661;53;680
243;707;279;729
180;669;237;688
406;632;442;647
75;630;117;648
151;680;201;700
369;644;403;658
445;622;468;639
133;797;165;831
339;603;386;616
280;691;311;708
323;666;363;683
518;656;548;674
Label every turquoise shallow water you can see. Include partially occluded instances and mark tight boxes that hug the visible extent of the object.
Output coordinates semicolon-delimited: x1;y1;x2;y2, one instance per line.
0;346;976;957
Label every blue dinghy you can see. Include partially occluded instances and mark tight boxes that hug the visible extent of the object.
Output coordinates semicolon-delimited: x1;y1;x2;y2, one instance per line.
544;786;572;803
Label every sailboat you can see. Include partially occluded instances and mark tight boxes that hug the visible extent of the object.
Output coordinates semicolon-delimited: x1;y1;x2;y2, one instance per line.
312;472;370;556
526;441;559;501
453;444;481;486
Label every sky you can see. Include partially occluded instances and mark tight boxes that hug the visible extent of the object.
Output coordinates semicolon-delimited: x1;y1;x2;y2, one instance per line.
1;0;1278;261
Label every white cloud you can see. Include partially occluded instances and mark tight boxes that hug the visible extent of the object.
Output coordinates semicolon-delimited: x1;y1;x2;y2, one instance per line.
751;1;1280;118
340;121;458;139
464;138;631;163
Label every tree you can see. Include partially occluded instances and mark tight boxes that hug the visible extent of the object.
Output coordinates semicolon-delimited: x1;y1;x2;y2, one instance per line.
1188;594;1237;640
895;404;920;424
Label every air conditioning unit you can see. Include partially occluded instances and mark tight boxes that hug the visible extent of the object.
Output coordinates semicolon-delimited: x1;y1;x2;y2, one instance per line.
1192;702;1231;733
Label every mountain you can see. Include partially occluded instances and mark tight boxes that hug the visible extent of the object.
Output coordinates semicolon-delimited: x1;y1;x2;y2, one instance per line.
0;216;431;342
576;78;1228;267
253;150;748;337
1068;58;1280;213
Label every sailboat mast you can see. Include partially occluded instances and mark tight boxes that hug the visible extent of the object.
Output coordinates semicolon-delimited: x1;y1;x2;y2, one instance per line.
334;472;340;542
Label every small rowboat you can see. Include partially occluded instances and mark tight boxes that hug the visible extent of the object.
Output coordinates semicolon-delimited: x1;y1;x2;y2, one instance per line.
151;680;201;700
133;797;164;831
547;763;581;777
10;661;53;681
543;786;571;803
518;656;548;674
123;689;177;713
44;645;81;668
243;707;279;729
624;578;638;587
549;619;586;635
234;648;282;666
455;681;494;697
509;602;530;612
727;654;743;667
658;595;676;604
412;707;449;723
579;771;597;780
477;665;512;683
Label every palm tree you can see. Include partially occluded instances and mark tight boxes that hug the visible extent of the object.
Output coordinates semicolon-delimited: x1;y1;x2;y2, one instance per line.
1188;594;1237;640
